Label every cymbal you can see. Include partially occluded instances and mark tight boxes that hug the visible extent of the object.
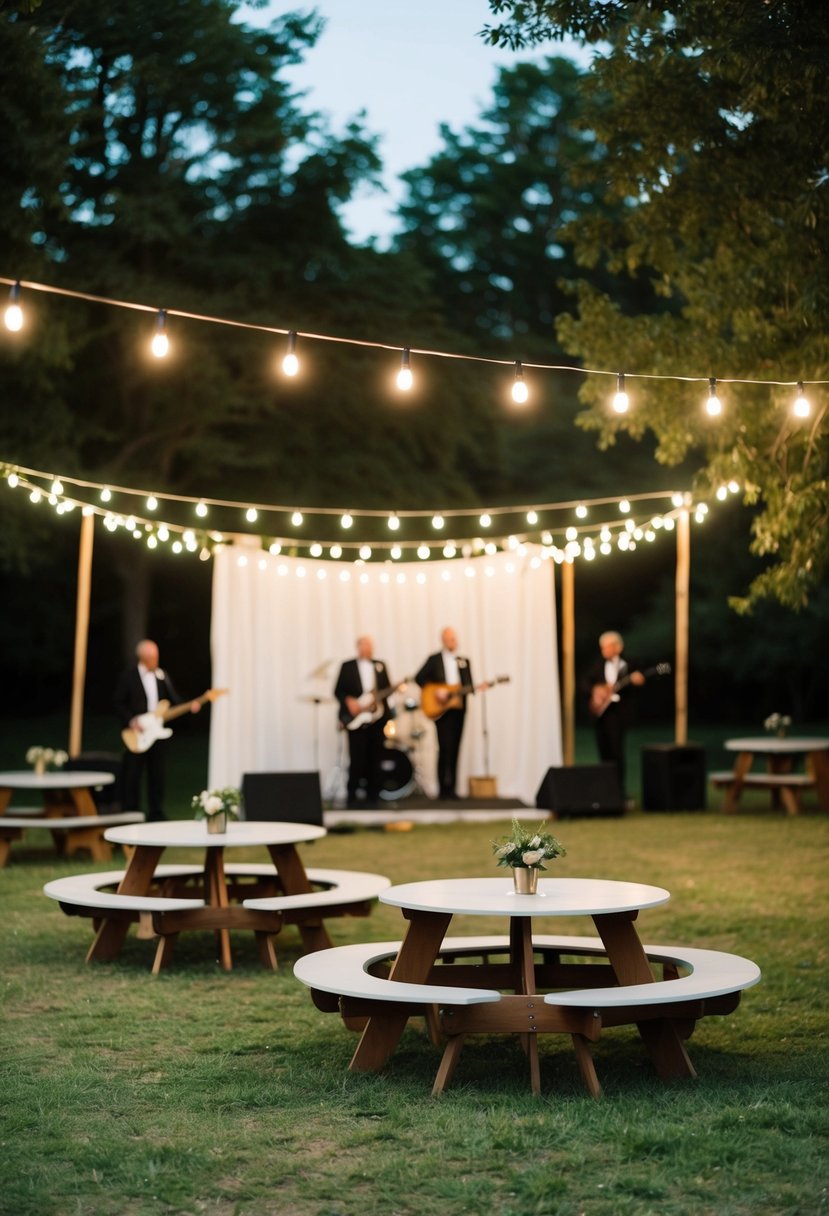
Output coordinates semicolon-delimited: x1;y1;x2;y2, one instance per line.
296;695;335;704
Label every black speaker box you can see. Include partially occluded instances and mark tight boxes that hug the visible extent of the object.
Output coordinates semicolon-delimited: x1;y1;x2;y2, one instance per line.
241;772;324;826
535;764;624;818
641;744;707;811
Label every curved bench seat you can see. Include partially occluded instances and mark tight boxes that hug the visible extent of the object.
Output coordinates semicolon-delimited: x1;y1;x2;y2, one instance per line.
1;812;145;866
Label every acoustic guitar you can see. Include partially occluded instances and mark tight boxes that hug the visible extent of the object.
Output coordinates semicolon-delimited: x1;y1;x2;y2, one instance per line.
121;688;228;754
420;675;510;722
589;663;671;718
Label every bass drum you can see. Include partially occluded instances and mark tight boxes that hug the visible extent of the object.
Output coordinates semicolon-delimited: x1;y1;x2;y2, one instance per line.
378;746;415;801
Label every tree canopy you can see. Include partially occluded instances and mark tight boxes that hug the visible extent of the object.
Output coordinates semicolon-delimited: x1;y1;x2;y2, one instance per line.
484;0;829;609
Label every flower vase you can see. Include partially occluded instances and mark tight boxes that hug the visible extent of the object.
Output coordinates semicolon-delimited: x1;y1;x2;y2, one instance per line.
512;867;539;895
33;758;47;777
206;812;227;835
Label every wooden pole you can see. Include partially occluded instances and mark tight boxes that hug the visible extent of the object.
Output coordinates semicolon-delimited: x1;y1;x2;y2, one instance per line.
675;507;690;744
561;558;576;765
69;512;95;757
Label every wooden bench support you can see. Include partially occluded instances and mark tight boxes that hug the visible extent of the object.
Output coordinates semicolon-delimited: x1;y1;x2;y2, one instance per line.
710;771;814;815
0;812;144;866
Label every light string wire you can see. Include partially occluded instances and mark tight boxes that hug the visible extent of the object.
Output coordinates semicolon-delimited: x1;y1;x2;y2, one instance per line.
3;275;828;386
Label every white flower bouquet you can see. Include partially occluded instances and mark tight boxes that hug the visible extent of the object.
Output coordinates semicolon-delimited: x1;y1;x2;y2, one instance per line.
763;713;792;737
191;787;241;822
492;818;566;871
26;746;68;774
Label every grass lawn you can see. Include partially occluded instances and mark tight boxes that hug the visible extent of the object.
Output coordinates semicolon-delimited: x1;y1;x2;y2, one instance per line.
2;791;829;1215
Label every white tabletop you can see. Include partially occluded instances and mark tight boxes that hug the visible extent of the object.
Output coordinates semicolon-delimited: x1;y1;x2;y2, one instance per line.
724;737;829;754
104;819;326;848
380;877;670;917
0;770;116;789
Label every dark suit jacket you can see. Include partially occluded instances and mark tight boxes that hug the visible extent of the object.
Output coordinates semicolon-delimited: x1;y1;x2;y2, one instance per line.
415;652;474;705
584;655;639;722
113;666;182;728
334;659;392;728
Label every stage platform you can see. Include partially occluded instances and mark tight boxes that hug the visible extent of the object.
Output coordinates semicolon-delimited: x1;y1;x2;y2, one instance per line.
324;795;535;828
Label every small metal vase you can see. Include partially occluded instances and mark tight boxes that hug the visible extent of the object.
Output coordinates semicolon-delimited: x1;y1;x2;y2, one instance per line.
206;811;227;835
512;866;539;895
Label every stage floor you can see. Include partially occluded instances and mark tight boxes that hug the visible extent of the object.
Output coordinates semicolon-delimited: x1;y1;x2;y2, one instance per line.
325;795;533;827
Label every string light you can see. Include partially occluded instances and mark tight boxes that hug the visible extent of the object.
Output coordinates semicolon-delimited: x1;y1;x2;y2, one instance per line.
245;507;258;523
511;361;528;405
291;511;303;526
341;512;353;529
359;544;372;560
4;281;23;332
269;542;281;555
417;544;430;560
150;309;169;359
431;514;444;530
575;504;588;519
396;348;413;392
195;501;208;518
51;479;63;495
146;495;158;511
793;381;810;418
388;514;400;531
330;544;342;559
443;543;456;558
705;377;722;417
282;331;299;377
612;372;629;414
526;510;538;525
310;542;323;557
100;487;111;502
480;513;491;528
7;472;18;488
619;499;631;513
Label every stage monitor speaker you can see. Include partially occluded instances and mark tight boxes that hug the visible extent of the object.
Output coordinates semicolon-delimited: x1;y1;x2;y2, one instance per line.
641;744;707;811
535;764;624;818
241;771;324;826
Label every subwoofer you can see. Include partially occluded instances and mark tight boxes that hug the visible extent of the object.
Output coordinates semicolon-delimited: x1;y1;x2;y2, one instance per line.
240;771;324;826
641;744;707;811
535;764;624;818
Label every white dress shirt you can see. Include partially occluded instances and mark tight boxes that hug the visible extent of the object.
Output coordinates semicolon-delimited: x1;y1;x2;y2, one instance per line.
138;662;160;710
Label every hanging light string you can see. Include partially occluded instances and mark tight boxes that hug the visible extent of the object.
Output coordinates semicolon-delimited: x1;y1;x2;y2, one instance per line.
2;275;827;391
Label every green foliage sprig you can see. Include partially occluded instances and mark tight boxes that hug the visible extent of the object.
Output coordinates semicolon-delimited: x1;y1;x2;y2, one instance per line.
191;787;241;821
492;818;566;870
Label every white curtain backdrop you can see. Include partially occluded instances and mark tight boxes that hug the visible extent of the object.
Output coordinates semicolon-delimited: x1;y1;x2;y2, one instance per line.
208;545;562;804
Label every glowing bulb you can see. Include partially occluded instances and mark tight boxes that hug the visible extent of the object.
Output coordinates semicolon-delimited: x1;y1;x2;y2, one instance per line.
396;348;413;391
388;514;400;531
50;479;63;496
147;535;158;549
716;485;728;501
245;507;258;523
541;531;552;545
4;281;23;332
612;372;629;414
485;542;497;556
793;381;810;418
728;480;740;494
310;543;323;557
417;544;430;560
390;545;402;560
172;540;183;554
195;501;208;518
282;331;299;377
151;309;169;358
341;513;353;529
158;525;169;542
291;511;303;527
359;544;372;560
575;504;587;519
146;495;158;511
705;378;722;417
511;361;528;404
330;544;342;559
269;542;281;555
619;499;631;514
526;510;538;525
432;514;444;530
565;526;578;542
480;513;491;528
443;543;456;558
101;487;111;503
7;472;18;488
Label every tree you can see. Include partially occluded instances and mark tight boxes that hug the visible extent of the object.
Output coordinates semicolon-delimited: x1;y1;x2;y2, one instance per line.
484;0;829;609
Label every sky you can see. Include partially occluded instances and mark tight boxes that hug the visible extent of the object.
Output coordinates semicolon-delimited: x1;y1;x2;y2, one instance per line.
242;1;586;245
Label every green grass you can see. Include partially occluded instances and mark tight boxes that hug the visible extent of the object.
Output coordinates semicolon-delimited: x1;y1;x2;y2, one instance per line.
2;806;828;1215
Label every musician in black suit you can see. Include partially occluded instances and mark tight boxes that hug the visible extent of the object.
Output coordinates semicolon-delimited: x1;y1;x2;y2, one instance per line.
415;627;474;801
334;636;392;809
585;631;645;804
113;639;200;821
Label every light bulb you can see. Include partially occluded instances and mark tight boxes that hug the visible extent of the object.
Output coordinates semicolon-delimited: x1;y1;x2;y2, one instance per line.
195;501;208;518
443;543;456;558
480;513;491;528
4;281;23;332
341;513;353;529
396;348;413;391
391;545;402;560
310;543;322;557
716;485;728;501
101;487;112;503
793;381;810;418
388;514;400;531
291;511;303;527
705;378;722;417
172;540;183;554
612;371;629;414
511;361;528;404
269;542;281;555
417;544;430;560
158;526;169;541
728;480;740;494
151;309;169;358
575;504;587;519
146;495;158;511
565;526;578;542
245;507;258;523
330;544;342;559
7;472;18;488
282;331;299;377
619;499;631;513
359;544;372;560
526;510;538;525
432;514;444;530
51;479;63;496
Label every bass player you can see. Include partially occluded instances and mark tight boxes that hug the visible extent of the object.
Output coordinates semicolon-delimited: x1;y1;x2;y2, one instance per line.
334;636;393;809
585;630;645;808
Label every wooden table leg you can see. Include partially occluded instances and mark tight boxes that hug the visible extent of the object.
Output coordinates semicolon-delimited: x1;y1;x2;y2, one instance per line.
68;786;99;817
87;845;163;962
204;849;233;971
808;749;829;812
593;911;695;1081
510;917;541;1095
350;909;452;1073
723;751;753;813
267;842;333;952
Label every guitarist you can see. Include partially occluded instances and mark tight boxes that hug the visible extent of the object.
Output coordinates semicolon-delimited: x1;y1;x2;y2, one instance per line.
415;626;474;801
114;639;201;821
333;636;393;809
585;630;645;807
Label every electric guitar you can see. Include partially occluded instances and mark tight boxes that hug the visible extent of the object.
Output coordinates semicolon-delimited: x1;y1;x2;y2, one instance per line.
420;675;510;722
121;688;228;754
589;663;671;718
345;681;408;731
